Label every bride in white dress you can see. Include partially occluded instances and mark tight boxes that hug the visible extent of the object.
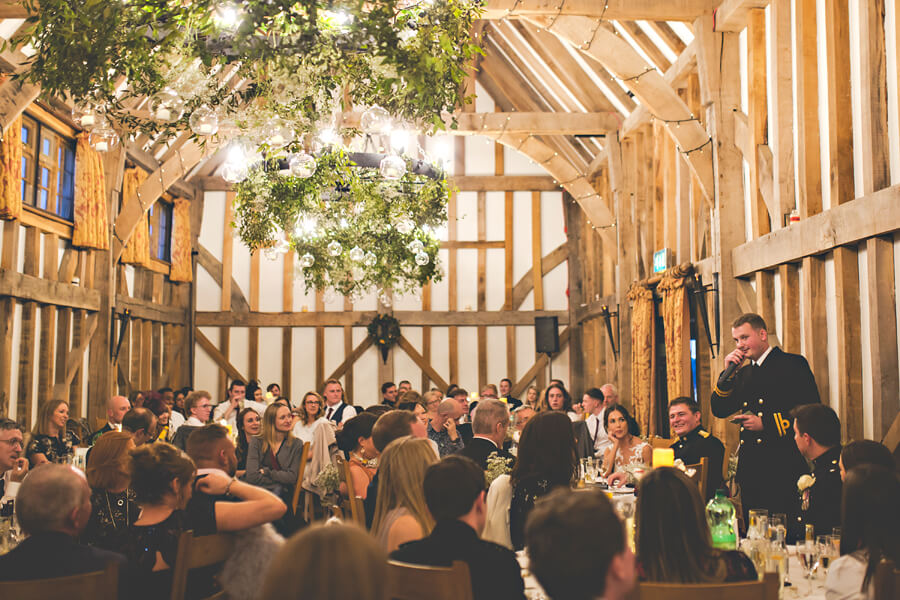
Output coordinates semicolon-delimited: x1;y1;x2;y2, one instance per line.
601;403;651;477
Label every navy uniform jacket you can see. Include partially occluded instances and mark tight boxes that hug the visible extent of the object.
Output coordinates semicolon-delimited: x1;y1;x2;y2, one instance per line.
711;346;820;526
457;437;514;471
670;426;725;500
798;445;842;539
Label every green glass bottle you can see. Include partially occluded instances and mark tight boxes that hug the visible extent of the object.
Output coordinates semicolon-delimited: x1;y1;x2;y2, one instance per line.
706;489;738;550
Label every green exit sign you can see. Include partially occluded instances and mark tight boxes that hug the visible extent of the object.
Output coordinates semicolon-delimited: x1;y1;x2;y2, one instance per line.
653;249;672;273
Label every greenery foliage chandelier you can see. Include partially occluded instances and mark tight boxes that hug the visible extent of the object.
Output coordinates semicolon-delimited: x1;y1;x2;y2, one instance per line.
9;0;484;299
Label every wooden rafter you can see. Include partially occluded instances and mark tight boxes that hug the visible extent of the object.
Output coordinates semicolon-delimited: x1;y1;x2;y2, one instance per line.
397;336;450;392
195;310;570;327
482;0;715;21
510;327;571;398
195;327;245;383
714;0;770;32
449;111;619;135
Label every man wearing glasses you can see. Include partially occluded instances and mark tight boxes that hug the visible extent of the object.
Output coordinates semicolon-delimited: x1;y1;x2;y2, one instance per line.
0;418;28;505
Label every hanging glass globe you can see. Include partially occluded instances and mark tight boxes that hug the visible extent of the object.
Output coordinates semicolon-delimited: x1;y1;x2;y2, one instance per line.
149;88;185;122
407;239;425;253
275;238;290;254
89;125;118;152
294;216;318;239
221;161;249;184
378;289;392;307
72;100;102;130
396;218;414;234
300;253;315;268
289;153;317;178
327;241;343;256
415;251;430;266
189;105;219;136
363;251;377;267
379;155;407;180
263;246;280;261
361;105;391;134
264;117;295;149
349;246;365;262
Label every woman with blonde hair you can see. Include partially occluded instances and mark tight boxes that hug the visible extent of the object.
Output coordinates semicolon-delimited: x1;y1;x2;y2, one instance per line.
81;431;138;553
524;385;539;409
423;390;442;422
372;436;438;552
245;403;303;504
26;399;78;466
259;523;388;600
291;391;328;444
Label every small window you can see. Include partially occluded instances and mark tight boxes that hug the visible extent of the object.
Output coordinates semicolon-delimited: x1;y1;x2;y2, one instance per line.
149;200;173;262
20;114;76;221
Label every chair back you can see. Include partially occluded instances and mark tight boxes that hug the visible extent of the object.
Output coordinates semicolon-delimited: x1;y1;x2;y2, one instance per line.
337;455;366;527
649;435;677;449
685;456;709;500
170;530;236;600
291;441;311;514
386;560;473;600
92;417;107;433
874;558;900;600
629;571;779;600
0;562;118;600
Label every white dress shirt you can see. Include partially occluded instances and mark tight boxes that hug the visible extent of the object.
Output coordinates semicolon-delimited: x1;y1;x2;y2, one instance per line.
324;402;357;425
753;345;774;366
1;471;19;505
169;410;185;434
292;417;330;444
586;407;611;456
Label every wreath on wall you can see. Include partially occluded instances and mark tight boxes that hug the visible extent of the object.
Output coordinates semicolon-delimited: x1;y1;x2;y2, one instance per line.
368;314;401;363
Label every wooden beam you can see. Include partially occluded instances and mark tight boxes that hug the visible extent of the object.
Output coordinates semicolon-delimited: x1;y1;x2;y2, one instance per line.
714;0;769;32
116;295;187;324
327;336;374;383
510;328;571;398
856;0;890;195
195;310;570;328
0;269;102;311
801;256;830;406
823;0;854;206
769;0;795;222
512;243;569;309
51;313;98;397
866;237;899;439
452;175;560;191
196;244;250;313
447;111;619;135
833;247;863;441
441;241;505;249
731;185;900;276
0;78;41;134
0;221;18;416
483;0;716;21
795;0;822;217
397;336;450;394
195;327;246;383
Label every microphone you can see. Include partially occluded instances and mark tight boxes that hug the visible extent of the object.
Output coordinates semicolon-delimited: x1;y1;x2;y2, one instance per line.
720;361;739;381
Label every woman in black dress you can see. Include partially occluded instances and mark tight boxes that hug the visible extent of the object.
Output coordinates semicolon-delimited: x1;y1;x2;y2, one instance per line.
81;431;139;554
25;399;79;467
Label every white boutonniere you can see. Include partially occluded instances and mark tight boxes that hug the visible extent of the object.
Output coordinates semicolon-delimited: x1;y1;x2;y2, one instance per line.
673;458;697;479
798;474;816;510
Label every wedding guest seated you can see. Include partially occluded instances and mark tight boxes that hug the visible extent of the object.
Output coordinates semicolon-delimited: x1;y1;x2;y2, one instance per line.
372;436;437;552
397;398;428;425
523;385;539;409
602;403;651;479
122;408;158;446
185;424;286;532
423;389;442;421
825;464;900;600
128;390;145;409
145;392;173;442
391;456;526;600
484;411;577;550
235;407;260;478
636;467;756;582
839;439;895;481
335;413;378;500
668;397;725;500
365;404;392;418
525;488;636;600
498;378;523;410
428;399;465;457
398;380;412;395
90;395;131;444
81;431;139;554
244;403;303;528
322;379;356;426
512;405;535;433
459;399;513;470
25;400;79;467
290;391;328;444
0;418;27;504
449;388;474;443
0;464;126;582
364;410;433;527
793;403;842;538
537;382;578;422
259;523;388;600
171;390;213;451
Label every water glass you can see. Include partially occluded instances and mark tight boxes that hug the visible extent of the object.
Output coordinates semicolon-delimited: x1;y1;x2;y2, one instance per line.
796;541;820;594
764;541;788;589
748;509;769;540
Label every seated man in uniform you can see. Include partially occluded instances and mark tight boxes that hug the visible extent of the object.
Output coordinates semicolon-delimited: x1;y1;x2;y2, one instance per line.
792;404;842;539
668;397;725;500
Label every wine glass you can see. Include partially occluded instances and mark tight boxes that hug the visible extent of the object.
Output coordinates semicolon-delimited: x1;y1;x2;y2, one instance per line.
817;535;838;575
796;541;820;594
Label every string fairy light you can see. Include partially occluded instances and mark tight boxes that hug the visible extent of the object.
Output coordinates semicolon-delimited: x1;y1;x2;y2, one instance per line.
677;137;713;156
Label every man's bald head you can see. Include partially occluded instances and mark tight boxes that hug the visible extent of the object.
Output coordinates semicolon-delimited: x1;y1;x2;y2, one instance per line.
16;464;91;536
438;399;458;417
107;395;131;425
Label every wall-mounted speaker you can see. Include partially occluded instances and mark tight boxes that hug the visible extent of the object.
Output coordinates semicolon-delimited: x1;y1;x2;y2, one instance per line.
534;316;560;354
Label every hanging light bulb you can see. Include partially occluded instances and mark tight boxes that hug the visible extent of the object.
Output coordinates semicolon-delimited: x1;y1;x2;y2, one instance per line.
72;100;102;130
89;125;118;152
289;153;317;178
149;88;185;122
318;128;339;147
361;105;391;134
300;253;315;268
189;105;218;136
221;161;249;184
264;117;295;149
349;246;365;262
380;155;406;180
214;2;243;29
327;240;343;256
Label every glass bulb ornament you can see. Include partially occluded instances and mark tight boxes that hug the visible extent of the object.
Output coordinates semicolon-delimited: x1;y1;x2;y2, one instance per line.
89;125;118;152
361;105;391;134
294;216;318;239
407;239;425;253
300;253;315;268
396;218;415;234
72;100;102;130
289;153;317;178
189;105;219;136
379;155;407;180
221;161;249;183
149;88;185;122
264;117;295;149
263;246;280;261
415;251;430;266
349;246;365;262
318;128;339;147
327;240;343;256
363;251;377;267
274;238;290;254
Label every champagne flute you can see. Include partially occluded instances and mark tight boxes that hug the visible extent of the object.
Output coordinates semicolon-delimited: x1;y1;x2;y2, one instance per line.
797;541;820;595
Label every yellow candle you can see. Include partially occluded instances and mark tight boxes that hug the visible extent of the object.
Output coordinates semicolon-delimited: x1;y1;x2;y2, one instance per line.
652;448;675;467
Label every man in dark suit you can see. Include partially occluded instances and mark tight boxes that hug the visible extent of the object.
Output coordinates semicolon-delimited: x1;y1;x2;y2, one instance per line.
458;399;513;470
498;378;523;411
391;456;526;600
793;404;843;540
89;395;131;445
668;397;725;500
0;464;126;582
711;313;821;535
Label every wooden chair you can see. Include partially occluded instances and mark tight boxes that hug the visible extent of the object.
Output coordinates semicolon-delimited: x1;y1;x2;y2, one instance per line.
170;530;236;600
337;455;366;527
386;560;473;600
874;558;900;600
290;441;311;516
684;456;709;500
629;572;779;600
0;562;118;600
649;435;677;449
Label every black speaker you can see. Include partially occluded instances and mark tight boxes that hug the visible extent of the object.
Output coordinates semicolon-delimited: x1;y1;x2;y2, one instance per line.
534;316;560;354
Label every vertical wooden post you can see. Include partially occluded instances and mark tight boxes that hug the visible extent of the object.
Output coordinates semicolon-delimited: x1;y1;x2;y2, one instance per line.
421;282;432;393
866;236;899;439
220;192;233;394
801;256;830;404
477;190;487;391
248;249;260;382
0;221;19;416
833;246;863;441
769;0;795;224
778;263;801;353
856;0;890;194
565;193;585;395
315;291;325;392
795;0;822;217
343;297;353;402
17;227;40;424
823;0;855;206
282;251;293;400
610;134;632;401
38;233;58;406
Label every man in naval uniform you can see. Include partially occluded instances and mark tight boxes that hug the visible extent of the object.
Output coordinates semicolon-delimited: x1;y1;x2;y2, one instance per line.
792;403;843;539
710;313;820;536
668;397;725;500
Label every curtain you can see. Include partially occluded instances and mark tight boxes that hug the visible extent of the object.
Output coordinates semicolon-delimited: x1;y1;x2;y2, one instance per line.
169;197;192;282
73;133;109;249
0;116;22;220
120;167;150;265
658;264;692;402
627;282;654;437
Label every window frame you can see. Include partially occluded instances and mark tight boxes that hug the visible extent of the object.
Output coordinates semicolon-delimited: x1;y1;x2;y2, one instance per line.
20;112;76;222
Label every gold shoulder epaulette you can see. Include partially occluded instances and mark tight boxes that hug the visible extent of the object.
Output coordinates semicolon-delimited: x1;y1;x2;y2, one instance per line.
699;430;710;438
